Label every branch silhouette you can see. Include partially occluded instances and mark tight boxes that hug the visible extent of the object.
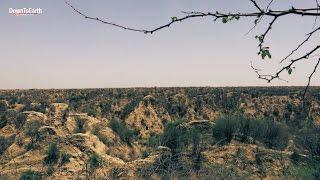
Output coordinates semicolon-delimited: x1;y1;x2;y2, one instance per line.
65;0;320;97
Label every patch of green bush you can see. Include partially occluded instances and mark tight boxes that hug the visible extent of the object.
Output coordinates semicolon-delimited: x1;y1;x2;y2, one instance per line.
19;170;42;180
0;136;7;155
161;119;189;155
109;119;138;145
284;159;320;179
297;121;320;156
147;134;161;148
0;135;15;155
25;120;41;138
61;151;72;165
142;150;149;158
46;166;55;176
92;123;109;145
15;113;27;129
25;141;38;151
89;152;102;169
44;143;60;164
0;116;7;128
212;114;289;149
212;114;239;143
74;117;87;133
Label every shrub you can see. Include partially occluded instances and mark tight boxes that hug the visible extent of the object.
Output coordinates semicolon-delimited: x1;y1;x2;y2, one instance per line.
89;152;102;169
0;135;15;155
25;120;41;138
120;100;139;120
85;107;98;117
61;151;72;165
46;166;55;176
0;116;7;128
212;114;239;143
109;119;138;145
253;119;289;149
44;143;60;164
290;151;300;164
161;119;189;155
92;123;109;145
147;134;161;148
297;122;320;156
19;170;42;180
25;140;38;151
212;114;289;149
142;151;149;158
0;100;8;112
15;113;27;129
0;136;7;155
74;117;86;133
16;136;24;147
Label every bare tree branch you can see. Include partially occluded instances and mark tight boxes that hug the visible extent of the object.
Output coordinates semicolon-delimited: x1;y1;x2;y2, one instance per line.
65;0;320;96
302;58;320;97
280;26;320;63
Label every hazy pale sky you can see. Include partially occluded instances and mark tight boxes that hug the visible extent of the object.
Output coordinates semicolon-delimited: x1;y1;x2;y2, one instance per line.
1;0;320;89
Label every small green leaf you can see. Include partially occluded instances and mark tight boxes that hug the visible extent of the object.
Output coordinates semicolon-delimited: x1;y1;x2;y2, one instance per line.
287;67;293;75
222;17;228;23
260;47;272;60
255;35;263;43
235;16;240;20
171;17;178;21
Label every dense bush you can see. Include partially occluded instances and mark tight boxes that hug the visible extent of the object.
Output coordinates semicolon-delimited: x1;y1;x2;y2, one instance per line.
15;113;27;129
109;119;138;145
297;122;320;156
25;120;41;138
253;119;289;149
120;100;139;120
74;117;87;133
89;152;102;169
0;116;7;128
44;143;60;164
0;100;8;112
147;134;161;148
46;166;55;176
61;151;72;165
212;114;289;149
0;136;7;155
0;135;15;155
92;123;109;145
19;170;42;180
212;115;239;143
161;119;189;155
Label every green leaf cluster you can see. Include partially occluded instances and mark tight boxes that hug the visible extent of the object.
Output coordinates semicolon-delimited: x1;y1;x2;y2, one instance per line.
286;67;294;75
222;15;240;23
258;47;272;59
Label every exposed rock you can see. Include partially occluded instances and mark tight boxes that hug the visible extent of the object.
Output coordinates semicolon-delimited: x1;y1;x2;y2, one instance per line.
66;113;99;133
38;126;57;136
67;133;106;154
23;111;47;125
0;125;16;138
49;103;69;113
126;101;167;138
